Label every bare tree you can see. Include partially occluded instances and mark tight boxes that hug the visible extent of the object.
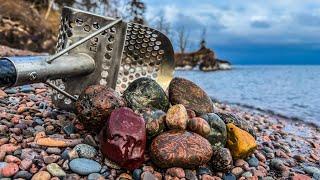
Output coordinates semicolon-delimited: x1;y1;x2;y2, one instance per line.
178;26;189;54
126;0;146;24
155;12;171;36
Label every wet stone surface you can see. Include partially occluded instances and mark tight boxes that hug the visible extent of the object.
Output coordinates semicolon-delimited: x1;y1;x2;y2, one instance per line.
75;85;126;133
150;130;213;168
99;107;146;170
0;80;318;180
123;77;170;112
169;77;214;116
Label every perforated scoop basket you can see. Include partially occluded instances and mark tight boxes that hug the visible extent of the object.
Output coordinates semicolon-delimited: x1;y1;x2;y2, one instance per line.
49;7;174;110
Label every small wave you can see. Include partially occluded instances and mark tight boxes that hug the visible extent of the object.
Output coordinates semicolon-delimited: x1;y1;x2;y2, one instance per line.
211;97;320;128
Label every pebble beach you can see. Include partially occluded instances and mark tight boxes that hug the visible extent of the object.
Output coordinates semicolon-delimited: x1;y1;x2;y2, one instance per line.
0;83;319;180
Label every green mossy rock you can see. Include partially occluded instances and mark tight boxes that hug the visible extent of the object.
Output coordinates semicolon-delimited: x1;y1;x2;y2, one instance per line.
123;78;170;112
201;113;227;149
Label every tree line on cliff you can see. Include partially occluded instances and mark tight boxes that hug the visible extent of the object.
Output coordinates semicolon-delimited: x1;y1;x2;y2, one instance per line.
0;0;231;70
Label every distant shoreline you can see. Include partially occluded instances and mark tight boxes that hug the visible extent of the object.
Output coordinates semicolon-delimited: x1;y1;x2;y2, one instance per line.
211;97;320;129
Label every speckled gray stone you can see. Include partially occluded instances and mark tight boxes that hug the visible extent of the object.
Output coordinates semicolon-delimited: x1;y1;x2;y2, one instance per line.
73;144;97;159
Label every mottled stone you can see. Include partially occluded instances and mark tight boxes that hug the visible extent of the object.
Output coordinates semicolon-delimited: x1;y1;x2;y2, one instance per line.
169;77;214;115
270;159;286;171
166;167;185;178
216;112;256;139
151;130;213;168
75;85;126;132
0;162;19;177
19;159;32;170
99;107;146;170
211;148;233;172
123;77;170;112
166;104;188;130
143;110;166;138
201;113;227;149
247;157;259;167
43;155;60;164
46;163;66;177
187;117;210;138
69;158;101;175
231;167;244;177
73;144;97;159
141;171;156;180
226;123;257;159
185;169;197;180
31;171;51;180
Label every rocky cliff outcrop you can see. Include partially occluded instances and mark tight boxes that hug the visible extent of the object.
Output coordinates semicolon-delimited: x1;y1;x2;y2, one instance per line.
175;41;231;71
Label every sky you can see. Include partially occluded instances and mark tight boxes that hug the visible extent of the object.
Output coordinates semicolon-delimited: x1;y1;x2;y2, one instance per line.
144;0;320;65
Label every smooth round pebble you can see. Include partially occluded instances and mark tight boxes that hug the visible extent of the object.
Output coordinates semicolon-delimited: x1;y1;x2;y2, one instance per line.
46;163;66;177
241;171;253;178
247;157;259;167
13;170;32;179
31;171;51;180
133;169;142;180
222;172;236;180
73;144;97;159
69;158;102;175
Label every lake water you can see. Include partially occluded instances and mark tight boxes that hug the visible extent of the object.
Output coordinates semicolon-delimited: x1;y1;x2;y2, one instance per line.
175;66;320;126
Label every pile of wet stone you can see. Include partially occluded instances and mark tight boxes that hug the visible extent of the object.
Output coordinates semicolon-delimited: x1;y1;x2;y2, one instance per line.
2;77;317;179
73;77;258;178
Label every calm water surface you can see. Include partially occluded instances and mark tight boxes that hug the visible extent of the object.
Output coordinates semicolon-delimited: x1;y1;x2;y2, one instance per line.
175;66;320;126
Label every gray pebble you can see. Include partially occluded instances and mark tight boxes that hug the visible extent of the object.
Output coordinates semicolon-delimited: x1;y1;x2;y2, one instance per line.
303;166;320;176
69;158;102;175
88;173;104;180
46;147;61;155
13;171;32;179
241;171;252;178
247;157;259;167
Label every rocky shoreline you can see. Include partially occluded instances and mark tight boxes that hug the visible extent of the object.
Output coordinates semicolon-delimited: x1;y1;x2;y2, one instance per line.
0;82;319;180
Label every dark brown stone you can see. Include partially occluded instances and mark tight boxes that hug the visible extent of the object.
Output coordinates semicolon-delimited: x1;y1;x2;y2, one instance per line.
75;85;126;132
143;110;166;139
211;148;233;172
169;77;214;116
99;107;146;170
150;130;213;168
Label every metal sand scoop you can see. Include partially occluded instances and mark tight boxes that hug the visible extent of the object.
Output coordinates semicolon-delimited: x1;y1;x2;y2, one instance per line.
0;7;175;111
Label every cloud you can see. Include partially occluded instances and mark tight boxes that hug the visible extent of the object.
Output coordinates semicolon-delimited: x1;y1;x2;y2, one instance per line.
295;13;320;27
250;20;271;29
145;0;320;64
